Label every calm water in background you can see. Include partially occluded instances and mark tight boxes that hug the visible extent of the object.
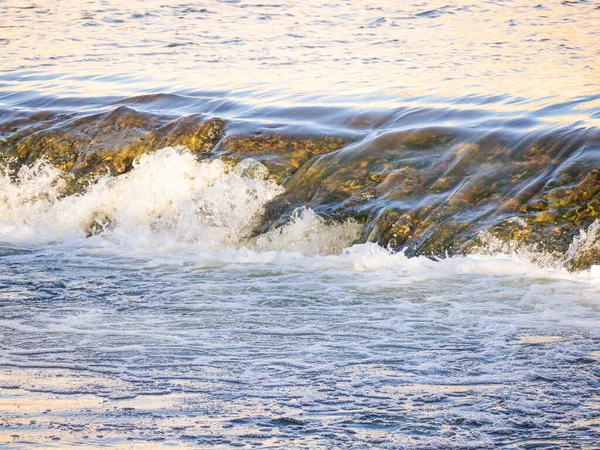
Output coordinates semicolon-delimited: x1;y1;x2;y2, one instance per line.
1;1;600;448
1;0;599;110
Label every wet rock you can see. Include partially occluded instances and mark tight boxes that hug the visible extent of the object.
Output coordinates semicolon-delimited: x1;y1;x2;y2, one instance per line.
1;107;225;189
268;126;600;266
218;132;352;183
0;106;352;188
2;105;600;269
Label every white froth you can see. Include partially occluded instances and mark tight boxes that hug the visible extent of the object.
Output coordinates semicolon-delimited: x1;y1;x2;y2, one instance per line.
251;207;362;256
0;147;360;255
566;219;600;261
0;158;67;236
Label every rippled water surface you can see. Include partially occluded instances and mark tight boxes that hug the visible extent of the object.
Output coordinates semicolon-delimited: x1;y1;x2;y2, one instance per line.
1;0;599;106
1;242;600;448
1;0;600;448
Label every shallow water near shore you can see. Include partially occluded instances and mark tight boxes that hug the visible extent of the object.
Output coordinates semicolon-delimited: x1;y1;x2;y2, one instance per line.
2;0;600;447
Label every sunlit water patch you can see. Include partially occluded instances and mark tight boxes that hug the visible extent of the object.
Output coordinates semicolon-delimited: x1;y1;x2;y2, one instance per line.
1;0;599;111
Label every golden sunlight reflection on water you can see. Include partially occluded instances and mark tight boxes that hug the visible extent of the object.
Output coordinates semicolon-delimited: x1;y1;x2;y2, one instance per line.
0;0;598;105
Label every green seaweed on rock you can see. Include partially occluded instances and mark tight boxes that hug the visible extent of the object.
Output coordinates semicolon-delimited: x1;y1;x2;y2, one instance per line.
218;133;352;183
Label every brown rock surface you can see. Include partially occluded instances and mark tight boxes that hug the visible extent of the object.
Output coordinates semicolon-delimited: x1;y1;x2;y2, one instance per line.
2;105;600;269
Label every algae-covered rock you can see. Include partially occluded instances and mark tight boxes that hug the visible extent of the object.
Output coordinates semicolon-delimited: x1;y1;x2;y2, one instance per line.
266;125;600;266
2;107;225;183
218;132;352;183
2;103;600;270
0;106;352;187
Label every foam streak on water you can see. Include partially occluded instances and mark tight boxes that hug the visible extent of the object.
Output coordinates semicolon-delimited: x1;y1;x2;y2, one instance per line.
1;240;600;447
0;148;600;447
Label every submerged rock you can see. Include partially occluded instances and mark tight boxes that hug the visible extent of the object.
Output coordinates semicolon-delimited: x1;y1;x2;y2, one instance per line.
265;126;600;268
218;133;352;183
0;106;350;187
2;104;600;269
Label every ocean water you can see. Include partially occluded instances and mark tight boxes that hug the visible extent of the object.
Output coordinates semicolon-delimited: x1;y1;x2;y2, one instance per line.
1;0;600;448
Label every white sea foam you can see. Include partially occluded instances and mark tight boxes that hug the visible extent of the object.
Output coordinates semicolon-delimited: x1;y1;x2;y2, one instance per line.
0;157;67;236
251;207;362;256
566;219;600;261
0;146;360;254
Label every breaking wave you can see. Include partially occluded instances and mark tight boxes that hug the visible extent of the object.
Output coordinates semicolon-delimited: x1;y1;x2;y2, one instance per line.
0;146;360;255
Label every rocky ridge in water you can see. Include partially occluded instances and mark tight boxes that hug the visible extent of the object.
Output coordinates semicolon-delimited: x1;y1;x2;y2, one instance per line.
1;102;599;270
